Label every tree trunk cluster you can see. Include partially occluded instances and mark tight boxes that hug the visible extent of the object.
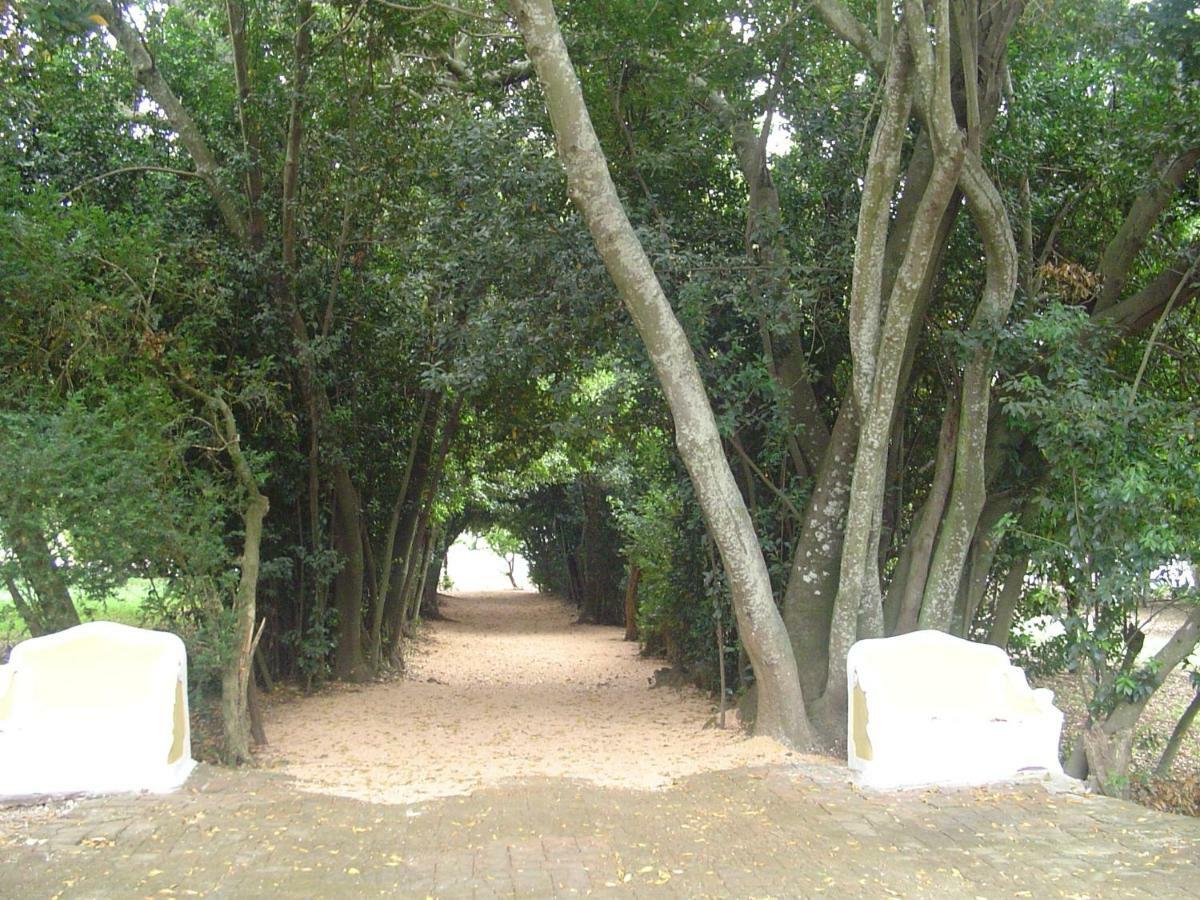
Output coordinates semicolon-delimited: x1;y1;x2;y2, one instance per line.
512;0;1200;762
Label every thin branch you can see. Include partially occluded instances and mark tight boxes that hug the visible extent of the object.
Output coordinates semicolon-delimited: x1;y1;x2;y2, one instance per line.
610;64;663;224
728;433;805;522
90;255;149;305
62;165;202;200
371;0;506;25
93;1;249;246
1131;251;1200;400
1035;181;1092;275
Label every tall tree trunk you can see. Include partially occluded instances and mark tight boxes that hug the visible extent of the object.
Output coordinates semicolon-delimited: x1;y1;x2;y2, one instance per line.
419;537;449;621
954;494;1011;637
331;467;367;681
179;386;269;765
887;392;959;635
222;483;269;764
382;401;442;656
781;406;857;700
510;0;812;749
918;154;1018;630
412;532;437;622
623;564;641;642
388;398;462;661
986;553;1028;648
224;0;266;245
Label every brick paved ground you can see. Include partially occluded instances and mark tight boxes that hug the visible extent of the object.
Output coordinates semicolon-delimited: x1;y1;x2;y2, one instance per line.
1;761;1197;898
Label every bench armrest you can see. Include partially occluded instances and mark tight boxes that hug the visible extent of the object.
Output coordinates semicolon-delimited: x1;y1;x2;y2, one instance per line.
0;665;12;723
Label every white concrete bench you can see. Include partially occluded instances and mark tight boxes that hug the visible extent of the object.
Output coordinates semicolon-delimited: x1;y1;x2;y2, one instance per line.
847;630;1063;789
0;621;195;797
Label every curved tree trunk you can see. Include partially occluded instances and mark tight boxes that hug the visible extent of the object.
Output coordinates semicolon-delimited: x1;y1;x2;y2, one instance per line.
825;14;966;721
510;0;812;749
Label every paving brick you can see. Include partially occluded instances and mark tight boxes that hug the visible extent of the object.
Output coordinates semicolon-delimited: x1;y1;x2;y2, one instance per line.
1;762;1198;898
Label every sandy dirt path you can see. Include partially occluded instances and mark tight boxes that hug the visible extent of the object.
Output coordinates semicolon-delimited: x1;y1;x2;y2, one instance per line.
263;591;794;804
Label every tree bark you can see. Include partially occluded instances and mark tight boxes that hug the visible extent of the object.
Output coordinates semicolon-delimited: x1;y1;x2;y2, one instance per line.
281;0;314;273
509;0;812;749
954;494;1010;636
2;574;43;636
369;391;436;669
95;2;248;245
389;398;462;660
1095;147;1200;314
225;0;266;245
889;393;959;634
382;400;442;655
419;537;448;621
183;387;269;765
918;153;1018;630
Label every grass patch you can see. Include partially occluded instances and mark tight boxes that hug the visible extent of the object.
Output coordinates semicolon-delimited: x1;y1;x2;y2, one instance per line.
0;578;160;646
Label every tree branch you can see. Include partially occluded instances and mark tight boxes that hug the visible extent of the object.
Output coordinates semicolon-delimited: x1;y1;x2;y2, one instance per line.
810;0;887;74
728;433;805;523
1096;240;1200;334
1096;146;1200;313
92;1;248;247
1131;251;1200;399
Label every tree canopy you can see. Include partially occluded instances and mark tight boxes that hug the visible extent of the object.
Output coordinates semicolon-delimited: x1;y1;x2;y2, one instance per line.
1;0;1197;790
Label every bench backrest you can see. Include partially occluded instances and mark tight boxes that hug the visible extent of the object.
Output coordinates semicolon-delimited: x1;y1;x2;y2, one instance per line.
849;630;1041;717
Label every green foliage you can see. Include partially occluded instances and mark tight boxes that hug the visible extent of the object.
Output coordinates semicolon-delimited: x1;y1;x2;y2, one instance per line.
999;302;1200;711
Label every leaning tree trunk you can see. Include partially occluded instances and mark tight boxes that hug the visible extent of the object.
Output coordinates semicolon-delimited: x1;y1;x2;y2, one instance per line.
369;391;437;669
222;483;269;764
1155;686;1200;779
509;0;812;749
